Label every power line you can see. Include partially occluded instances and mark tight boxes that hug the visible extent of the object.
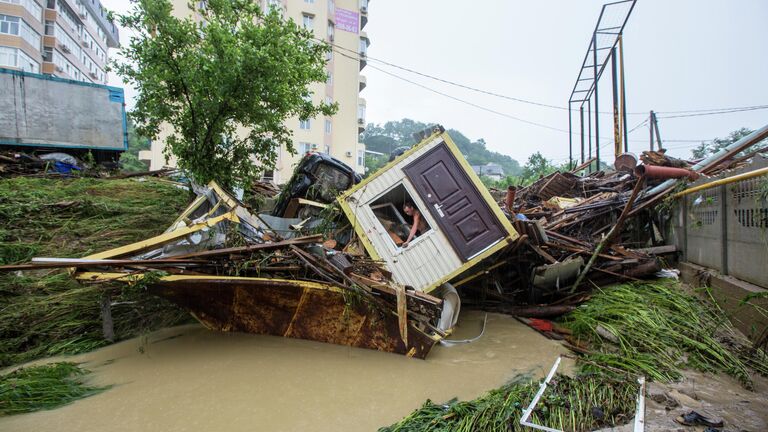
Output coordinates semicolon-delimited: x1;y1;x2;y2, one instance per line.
657;105;768;119
328;40;768;118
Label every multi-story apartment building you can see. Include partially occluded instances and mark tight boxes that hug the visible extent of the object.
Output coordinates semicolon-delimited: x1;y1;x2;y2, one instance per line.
0;0;118;83
140;0;370;183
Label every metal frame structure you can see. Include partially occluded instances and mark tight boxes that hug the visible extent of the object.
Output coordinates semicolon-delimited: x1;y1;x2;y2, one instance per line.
568;0;637;171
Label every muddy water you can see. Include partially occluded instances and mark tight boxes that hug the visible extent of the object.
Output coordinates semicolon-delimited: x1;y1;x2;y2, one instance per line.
1;311;570;432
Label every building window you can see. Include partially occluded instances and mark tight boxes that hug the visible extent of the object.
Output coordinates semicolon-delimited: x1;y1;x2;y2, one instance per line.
0;46;38;72
44;19;54;35
357;150;365;167
325;119;332;134
360;0;368;12
357;104;366;123
327;21;334;41
325;49;332;61
0;0;42;22
0;15;40;49
326;71;333;85
302;14;313;30
42;46;52;62
370;184;433;248
328;0;334;14
304;0;314;3
323;144;330;154
325;96;333;105
299;119;311;130
359;38;368;56
18;48;38;72
299;142;313;154
0;46;18;68
54;22;81;58
0;15;20;36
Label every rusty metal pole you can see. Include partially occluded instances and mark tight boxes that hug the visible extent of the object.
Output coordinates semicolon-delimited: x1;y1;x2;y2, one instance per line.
568;102;573;170
619;35;628;152
652;110;663;150
588;99;592;172
580;106;585;164
649;111;654;151
611;46;621;161
592;34;601;171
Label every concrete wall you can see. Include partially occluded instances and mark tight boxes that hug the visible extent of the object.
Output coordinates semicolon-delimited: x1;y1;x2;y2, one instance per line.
0;68;127;151
673;156;768;288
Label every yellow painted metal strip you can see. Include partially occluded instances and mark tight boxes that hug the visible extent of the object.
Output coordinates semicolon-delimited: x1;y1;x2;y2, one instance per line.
337;195;382;261
422;238;512;293
672;166;768;199
337;129;444;201
83;211;240;260
167;194;208;232
75;272;343;293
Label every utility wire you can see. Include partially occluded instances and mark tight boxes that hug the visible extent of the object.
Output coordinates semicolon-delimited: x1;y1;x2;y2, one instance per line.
328;40;768;118
657;105;768;119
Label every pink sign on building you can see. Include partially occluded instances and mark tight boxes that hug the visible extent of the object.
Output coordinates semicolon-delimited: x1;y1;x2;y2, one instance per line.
335;8;359;34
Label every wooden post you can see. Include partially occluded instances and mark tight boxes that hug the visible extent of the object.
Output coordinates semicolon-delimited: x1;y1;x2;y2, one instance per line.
101;292;115;342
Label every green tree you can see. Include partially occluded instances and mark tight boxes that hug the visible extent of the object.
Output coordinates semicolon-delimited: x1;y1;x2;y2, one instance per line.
521;151;557;182
114;0;335;187
119;117;152;172
361;118;522;176
691;128;764;159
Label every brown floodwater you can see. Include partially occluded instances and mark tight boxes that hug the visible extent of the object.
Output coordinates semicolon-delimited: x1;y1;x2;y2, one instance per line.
0;311;571;432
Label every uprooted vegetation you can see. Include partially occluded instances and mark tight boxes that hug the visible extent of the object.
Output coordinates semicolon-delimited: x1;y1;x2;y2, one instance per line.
382;281;768;431
0;362;108;416
0;177;191;366
561;281;768;388
380;373;639;432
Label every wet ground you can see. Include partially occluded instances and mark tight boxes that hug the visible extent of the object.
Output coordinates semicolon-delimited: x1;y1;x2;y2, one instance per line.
0;311;570;432
643;369;768;432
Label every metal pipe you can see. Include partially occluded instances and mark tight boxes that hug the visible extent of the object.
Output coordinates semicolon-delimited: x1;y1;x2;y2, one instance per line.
593;34;601;170
568;102;573;168
611;46;621;160
635;164;699;181
588;98;593;171
619;35;628;153
580;106;585;164
645;123;768;196
505;186;516;212
672;166;768;199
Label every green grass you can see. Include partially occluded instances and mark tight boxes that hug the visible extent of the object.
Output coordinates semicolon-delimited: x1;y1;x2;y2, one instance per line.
380;373;639;432
0;362;108;416
560;281;768;388
0;177;192;367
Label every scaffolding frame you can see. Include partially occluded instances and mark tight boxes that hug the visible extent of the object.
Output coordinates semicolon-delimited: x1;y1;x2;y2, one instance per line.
568;0;637;172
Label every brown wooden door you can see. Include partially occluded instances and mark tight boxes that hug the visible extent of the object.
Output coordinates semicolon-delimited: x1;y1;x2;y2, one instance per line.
403;142;506;261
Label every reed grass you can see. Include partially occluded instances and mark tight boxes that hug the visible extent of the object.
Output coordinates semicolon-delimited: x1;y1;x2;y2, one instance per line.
0;177;191;367
561;281;768;388
0;362;108;415
380;373;638;432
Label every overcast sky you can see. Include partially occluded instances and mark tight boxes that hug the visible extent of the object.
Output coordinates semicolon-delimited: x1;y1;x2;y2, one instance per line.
104;0;768;165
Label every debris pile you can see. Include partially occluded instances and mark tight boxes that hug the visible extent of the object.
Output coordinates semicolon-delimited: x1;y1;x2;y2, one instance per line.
1;182;446;358
460;125;768;310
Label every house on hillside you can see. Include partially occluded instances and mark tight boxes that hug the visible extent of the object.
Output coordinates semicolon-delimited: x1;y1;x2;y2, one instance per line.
471;163;505;181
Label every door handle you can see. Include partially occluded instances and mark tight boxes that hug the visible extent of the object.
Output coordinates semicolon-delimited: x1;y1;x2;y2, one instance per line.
434;203;445;217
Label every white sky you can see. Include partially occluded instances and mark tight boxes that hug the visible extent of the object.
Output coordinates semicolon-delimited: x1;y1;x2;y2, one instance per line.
103;0;768;164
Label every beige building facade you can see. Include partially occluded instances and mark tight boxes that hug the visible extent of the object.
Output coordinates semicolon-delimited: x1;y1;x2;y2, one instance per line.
0;0;118;83
140;0;370;183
